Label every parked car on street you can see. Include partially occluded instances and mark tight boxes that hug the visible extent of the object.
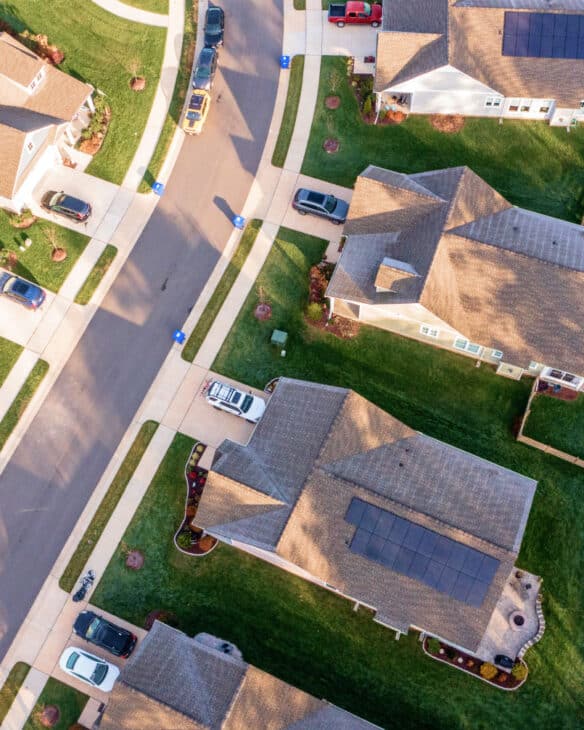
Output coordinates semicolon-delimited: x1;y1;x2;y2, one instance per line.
205;380;266;423
73;611;137;658
292;188;349;224
0;271;45;310
192;46;218;91
182;90;211;135
41;190;92;222
59;647;120;692
204;6;225;47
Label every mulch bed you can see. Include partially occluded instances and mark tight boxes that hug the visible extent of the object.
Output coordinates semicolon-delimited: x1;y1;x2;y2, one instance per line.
423;637;526;690
325;95;341;109
144;609;179;630
380;109;407;125
38;705;60;727
9;216;36;229
323;138;339;153
254;303;272;320
536;380;579;401
430;114;465;133
125;550;144;570
305;311;360;339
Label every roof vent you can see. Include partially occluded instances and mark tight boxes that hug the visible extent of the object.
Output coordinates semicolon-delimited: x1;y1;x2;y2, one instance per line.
552;240;557;246
399;462;404;467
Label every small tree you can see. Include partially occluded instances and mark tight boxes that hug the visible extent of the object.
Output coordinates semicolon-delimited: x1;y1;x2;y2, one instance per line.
511;662;528;681
362;95;372;116
480;662;498;680
426;637;441;655
45;227;67;262
306;302;324;321
176;531;192;549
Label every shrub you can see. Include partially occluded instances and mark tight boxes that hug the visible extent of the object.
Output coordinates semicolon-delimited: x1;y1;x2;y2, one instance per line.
362;95;372;116
306;302;324;321
176;532;192;549
480;662;498;680
511;662;528;681
444;646;457;661
426;637;441;655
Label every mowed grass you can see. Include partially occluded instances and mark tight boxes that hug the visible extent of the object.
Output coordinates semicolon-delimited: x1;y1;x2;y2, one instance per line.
272;55;305;166
60;420;159;593
182;220;261;362
303;57;584;222
524;393;584;459
124;0;168;12
0;212;89;292
139;0;196;192
0;359;48;451
23;678;87;730
74;244;117;305
0;337;23;388
0;1;166;185
0;663;30;725
93;227;584;729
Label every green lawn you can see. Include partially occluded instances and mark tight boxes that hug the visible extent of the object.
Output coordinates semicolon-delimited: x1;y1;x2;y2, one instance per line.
293;1;306;12
0;663;30;725
182;220;261;362
124;0;168;12
92;228;583;728
0;360;49;451
524;393;584;459
23;678;87;730
302;56;584;222
60;420;159;592
272;56;305;167
74;244;117;305
0;2;166;185
139;0;196;192
0;337;23;388
0;212;90;293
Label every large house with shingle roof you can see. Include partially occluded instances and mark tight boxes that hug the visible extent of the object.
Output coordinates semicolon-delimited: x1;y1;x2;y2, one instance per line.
326;164;584;390
195;378;539;661
375;0;584;126
98;622;381;730
0;32;94;212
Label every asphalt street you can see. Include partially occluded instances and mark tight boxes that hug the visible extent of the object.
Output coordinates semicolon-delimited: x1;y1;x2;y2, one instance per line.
0;0;283;661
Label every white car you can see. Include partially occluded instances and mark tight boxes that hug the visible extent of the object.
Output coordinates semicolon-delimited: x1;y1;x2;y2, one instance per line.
205;380;266;423
59;646;120;692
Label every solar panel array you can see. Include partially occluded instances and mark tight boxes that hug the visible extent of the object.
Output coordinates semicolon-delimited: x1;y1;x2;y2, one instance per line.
345;498;499;607
502;12;584;59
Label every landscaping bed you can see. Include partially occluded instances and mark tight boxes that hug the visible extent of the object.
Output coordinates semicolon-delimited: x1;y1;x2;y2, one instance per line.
0;2;166;185
23;678;87;730
302;56;584;222
523;389;584;460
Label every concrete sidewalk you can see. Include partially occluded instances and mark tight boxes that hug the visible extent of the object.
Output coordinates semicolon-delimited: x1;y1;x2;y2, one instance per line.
91;0;169;26
0;1;340;726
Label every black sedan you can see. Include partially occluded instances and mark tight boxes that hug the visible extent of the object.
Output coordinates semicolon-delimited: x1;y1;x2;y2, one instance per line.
204;6;224;47
192;46;218;91
41;190;92;222
73;611;137;658
292;188;349;224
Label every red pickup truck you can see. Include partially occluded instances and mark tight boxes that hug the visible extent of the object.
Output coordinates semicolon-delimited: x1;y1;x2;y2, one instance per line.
328;2;382;27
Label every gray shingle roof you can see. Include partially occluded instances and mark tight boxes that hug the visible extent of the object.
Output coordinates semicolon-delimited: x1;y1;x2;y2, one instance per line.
328;164;584;373
199;379;536;652
100;623;381;730
375;0;584;106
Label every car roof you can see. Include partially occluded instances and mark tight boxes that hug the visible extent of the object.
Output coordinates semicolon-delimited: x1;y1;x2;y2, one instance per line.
207;6;223;19
298;189;326;204
200;47;215;61
60;195;88;212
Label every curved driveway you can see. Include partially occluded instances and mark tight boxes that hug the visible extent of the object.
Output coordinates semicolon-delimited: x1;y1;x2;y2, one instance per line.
0;0;283;660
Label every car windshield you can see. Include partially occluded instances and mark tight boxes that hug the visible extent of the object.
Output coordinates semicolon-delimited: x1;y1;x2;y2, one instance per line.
187;111;202;121
197;67;211;78
91;663;108;685
241;394;254;413
66;652;79;670
323;195;337;213
86;618;100;638
49;192;63;207
206;10;221;31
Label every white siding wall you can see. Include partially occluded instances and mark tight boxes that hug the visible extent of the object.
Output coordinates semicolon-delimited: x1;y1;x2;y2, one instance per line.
15;127;51;181
409;90;503;116
12;145;60;212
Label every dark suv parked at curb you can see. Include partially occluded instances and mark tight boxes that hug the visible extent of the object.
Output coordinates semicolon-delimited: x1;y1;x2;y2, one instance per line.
204;6;225;48
41;190;92;222
292;188;349;224
73;611;137;658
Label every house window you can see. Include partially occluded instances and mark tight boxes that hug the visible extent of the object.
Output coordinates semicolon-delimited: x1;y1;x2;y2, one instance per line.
453;338;483;355
542;367;584;389
485;96;503;108
580;101;584;109
491;350;503;359
420;324;440;338
520;103;531;112
539;105;550;113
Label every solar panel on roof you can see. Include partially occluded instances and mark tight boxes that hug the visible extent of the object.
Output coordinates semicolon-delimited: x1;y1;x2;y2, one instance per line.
344;498;499;607
502;11;584;59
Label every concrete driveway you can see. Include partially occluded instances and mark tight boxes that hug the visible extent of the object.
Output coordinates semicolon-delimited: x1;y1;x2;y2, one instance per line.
322;18;378;69
0;288;57;348
28;167;120;240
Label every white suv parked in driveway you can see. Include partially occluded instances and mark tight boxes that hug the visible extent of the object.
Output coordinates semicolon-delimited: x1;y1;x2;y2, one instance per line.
205;380;266;423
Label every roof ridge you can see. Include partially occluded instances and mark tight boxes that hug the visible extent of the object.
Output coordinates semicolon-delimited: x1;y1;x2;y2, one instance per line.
361;165;447;203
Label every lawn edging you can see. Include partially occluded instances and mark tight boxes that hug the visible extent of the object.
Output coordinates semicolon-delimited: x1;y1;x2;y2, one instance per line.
0;360;49;452
182;219;262;362
74;244;117;305
0;663;30;725
272;55;305;167
59;420;159;593
138;0;196;193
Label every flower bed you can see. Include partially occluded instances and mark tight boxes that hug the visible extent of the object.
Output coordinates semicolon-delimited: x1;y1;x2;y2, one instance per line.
422;637;528;691
173;443;218;556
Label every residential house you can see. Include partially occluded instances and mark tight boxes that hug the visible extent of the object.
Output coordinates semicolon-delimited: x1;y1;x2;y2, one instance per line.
326;164;584;390
0;32;94;212
375;0;584;126
195;378;541;661
98;621;381;729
